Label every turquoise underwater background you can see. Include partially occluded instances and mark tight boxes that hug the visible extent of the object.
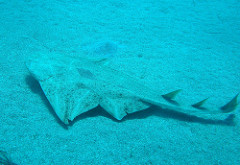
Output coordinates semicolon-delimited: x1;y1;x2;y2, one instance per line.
0;0;240;164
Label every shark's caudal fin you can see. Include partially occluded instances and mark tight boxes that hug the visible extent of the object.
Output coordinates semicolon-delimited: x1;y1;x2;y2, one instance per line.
143;90;240;121
221;93;239;113
161;90;239;114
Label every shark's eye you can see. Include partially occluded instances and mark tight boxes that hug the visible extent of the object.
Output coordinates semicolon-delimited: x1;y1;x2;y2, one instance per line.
77;68;95;80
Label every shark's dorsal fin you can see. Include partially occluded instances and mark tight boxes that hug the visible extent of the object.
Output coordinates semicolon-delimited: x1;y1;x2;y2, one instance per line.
221;93;239;113
162;89;182;100
192;98;209;110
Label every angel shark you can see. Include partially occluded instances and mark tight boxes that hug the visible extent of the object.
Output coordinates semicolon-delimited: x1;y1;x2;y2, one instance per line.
26;51;239;124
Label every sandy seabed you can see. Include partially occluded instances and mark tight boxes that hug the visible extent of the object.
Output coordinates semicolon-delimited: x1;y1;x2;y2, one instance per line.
0;0;240;164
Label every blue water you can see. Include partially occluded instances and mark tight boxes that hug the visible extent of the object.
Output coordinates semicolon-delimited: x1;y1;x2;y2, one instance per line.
0;0;240;164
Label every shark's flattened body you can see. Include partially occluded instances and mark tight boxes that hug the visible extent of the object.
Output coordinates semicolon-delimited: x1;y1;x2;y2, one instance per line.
26;52;239;124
